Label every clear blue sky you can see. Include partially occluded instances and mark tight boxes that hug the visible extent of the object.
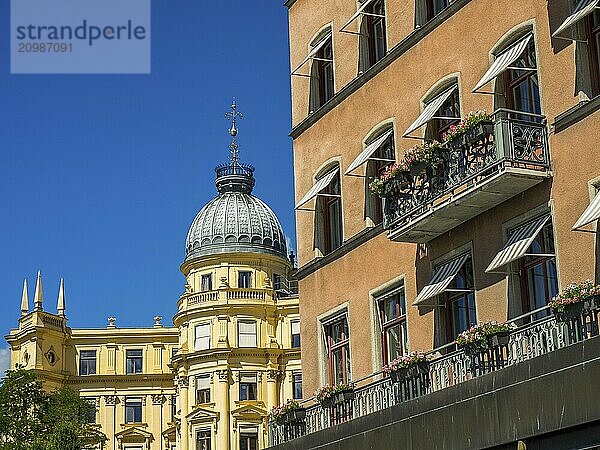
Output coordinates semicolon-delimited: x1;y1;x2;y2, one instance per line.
0;0;295;351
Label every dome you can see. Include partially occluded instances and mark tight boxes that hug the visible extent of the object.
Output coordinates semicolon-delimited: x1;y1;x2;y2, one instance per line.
184;163;288;261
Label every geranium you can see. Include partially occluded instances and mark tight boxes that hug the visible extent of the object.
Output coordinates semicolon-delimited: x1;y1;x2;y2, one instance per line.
382;351;428;375
442;110;491;143
549;280;600;313
314;382;354;405
269;399;302;422
402;141;442;169
455;321;513;351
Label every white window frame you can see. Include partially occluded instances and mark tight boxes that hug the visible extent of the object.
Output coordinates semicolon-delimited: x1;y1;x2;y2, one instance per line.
194;323;211;351
238;320;257;348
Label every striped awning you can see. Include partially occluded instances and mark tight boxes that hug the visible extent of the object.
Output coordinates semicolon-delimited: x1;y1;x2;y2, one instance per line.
291;31;332;75
573;191;600;231
403;85;458;137
413;253;470;306
345;128;394;175
295;168;339;209
485;214;551;273
553;0;599;39
473;34;533;93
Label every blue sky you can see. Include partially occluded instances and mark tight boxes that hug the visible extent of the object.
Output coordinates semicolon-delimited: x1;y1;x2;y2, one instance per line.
0;0;295;362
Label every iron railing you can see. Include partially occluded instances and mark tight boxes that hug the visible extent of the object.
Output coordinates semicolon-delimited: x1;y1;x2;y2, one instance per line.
269;304;600;446
383;109;550;230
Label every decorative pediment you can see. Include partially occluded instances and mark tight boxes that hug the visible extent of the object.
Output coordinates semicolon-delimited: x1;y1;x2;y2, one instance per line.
161;423;178;445
231;403;267;420
186;406;220;424
115;425;153;450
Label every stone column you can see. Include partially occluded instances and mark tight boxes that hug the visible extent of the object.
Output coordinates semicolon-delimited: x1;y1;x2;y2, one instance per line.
151;394;165;450
178;377;189;450
216;370;230;450
103;395;118;450
266;370;281;410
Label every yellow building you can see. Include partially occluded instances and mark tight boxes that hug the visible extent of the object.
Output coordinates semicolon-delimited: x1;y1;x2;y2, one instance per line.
5;103;302;450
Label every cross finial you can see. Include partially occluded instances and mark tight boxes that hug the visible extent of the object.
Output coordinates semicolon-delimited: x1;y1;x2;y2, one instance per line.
225;98;243;166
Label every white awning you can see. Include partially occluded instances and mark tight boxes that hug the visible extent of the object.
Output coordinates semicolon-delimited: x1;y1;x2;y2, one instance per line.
345;128;394;175
573;191;600;231
473;34;533;93
413;253;470;306
295;168;339;209
553;0;599;39
485;214;551;273
403;85;458;137
291;31;332;76
340;0;378;33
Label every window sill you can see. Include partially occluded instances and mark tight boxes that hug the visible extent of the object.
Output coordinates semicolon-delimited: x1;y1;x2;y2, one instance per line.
553;95;600;133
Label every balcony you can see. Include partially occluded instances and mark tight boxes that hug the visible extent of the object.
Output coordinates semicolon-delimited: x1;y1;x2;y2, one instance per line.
268;305;600;448
383;109;552;243
178;287;273;310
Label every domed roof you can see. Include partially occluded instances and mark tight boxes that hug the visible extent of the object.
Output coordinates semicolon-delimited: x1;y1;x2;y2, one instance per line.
184;163;288;261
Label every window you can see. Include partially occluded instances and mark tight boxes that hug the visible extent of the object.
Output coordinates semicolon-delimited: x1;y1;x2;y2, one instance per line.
416;0;451;26
309;32;334;113
126;349;143;374
196;375;211;404
291;320;301;348
240;431;258;450
273;273;282;291
292;371;303;399
364;128;395;224
444;256;477;343
315;169;343;255
125;398;143;423
238;321;257;348
171;395;177;420
239;373;257;401
377;286;408;365
519;220;558;321
501;37;541;115
196;430;211;450
79;350;96;376
425;85;461;142
194;323;211;351
586;10;600;97
201;274;212;292
323;314;351;385
238;271;252;288
358;0;387;73
83;397;96;424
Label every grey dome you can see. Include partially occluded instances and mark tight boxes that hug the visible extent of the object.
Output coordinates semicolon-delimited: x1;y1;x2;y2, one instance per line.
184;164;287;261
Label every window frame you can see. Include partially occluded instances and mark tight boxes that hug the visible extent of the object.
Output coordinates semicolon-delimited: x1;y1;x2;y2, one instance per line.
194;322;211;351
79;350;97;376
292;371;303;399
376;286;408;366
425;84;461;142
323;313;351;385
238;271;253;289
442;256;477;344
586;10;600;97
309;32;335;113
239;373;258;401
125;349;143;375
500;38;541;115
291;320;301;348
201;274;213;292
358;0;387;73
238;320;258;348
196;429;211;450
239;431;259;450
315;168;343;255
125;397;143;424
364;127;395;225
196;375;211;405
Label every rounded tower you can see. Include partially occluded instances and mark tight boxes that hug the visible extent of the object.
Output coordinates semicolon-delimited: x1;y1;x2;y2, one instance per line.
172;101;301;450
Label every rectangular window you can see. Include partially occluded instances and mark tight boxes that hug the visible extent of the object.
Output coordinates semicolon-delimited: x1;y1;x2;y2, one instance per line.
171;395;177;420
323;314;351;385
240;431;258;450
273;273;282;291
358;0;387;73
194;323;211;351
83;397;96;424
126;349;143;374
292;371;303;399
239;373;257;401
201;274;213;292
125;398;143;423
79;350;97;376
377;286;408;365
291;320;301;348
444;256;477;343
238;271;252;288
196;430;211;450
238;321;257;348
196;375;211;404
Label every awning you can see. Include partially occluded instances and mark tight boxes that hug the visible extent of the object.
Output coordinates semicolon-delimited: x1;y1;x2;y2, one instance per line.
485;214;551;273
344;128;394;175
413;253;470;306
473;34;533;93
573;191;600;231
403;85;459;137
295;168;339;209
553;0;599;39
340;0;380;33
291;31;332;76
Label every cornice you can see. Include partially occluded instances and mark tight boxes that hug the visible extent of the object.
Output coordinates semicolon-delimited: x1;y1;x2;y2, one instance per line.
553;95;600;133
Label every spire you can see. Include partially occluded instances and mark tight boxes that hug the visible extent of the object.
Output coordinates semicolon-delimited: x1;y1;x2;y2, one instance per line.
33;271;43;311
225;98;243;166
20;279;29;316
57;278;65;317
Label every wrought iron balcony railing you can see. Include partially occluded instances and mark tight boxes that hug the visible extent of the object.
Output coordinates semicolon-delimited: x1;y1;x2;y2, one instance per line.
383;109;552;243
268;305;600;447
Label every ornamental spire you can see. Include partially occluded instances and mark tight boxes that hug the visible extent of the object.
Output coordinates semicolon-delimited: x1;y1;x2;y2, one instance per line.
33;270;43;311
57;278;65;317
20;279;29;316
225;98;243;167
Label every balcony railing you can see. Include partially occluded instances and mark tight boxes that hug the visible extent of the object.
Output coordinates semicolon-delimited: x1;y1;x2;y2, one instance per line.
383;109;552;243
179;287;273;310
268;304;600;447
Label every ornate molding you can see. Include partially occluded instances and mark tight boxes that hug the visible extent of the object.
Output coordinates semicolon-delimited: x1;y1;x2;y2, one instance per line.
177;376;189;388
216;369;229;381
152;394;165;405
267;370;283;381
104;395;119;406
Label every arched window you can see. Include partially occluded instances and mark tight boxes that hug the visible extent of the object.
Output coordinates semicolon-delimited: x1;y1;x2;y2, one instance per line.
424;82;461;142
358;0;387;74
309;30;335;113
364;126;395;225
314;166;343;255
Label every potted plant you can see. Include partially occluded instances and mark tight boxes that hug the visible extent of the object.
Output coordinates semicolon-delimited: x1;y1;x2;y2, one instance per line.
382;351;429;383
549;280;600;322
483;321;512;347
456;321;514;355
461;110;493;145
403;142;440;175
443;123;465;149
369;162;412;198
269;399;306;425
315;384;336;408
332;383;355;405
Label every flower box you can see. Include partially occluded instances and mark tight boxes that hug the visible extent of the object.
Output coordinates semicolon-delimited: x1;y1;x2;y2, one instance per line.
550;280;600;321
389;367;410;383
446;135;464;150
554;301;585;322
463;120;494;145
281;408;306;424
333;389;355;405
487;330;510;348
